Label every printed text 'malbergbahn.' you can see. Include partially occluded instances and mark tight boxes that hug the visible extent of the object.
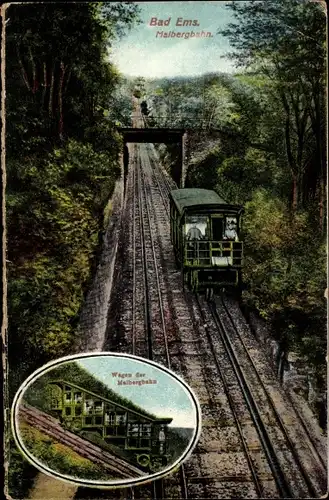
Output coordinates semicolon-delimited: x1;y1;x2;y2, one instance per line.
156;30;213;39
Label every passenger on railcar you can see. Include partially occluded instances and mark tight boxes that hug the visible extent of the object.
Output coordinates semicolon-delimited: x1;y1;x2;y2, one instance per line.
185;215;208;241
223;217;238;241
186;225;203;241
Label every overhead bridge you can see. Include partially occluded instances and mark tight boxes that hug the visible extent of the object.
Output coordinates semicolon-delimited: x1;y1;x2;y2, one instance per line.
118;127;188;187
117;127;186;144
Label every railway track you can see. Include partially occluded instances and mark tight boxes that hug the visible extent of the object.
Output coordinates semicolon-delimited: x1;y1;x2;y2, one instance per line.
193;293;272;497
142;146;261;498
147;144;327;497
133;144;188;499
214;296;327;496
19;405;146;480
196;292;327;498
89;135;327;499
224;297;328;473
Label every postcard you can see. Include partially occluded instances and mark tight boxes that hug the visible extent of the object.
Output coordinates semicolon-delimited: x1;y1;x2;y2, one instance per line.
2;1;327;499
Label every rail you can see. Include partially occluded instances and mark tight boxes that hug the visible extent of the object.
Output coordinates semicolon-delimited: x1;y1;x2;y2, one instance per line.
20;405;145;480
138;144;188;499
218;296;323;497
193;294;264;497
208;300;294;497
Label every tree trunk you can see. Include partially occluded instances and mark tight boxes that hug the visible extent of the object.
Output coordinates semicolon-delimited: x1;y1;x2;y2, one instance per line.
207;105;216;130
28;45;38;93
63;65;72;96
58;61;66;138
48;62;55;117
292;173;298;213
318;135;326;234
41;61;47;108
285;115;298;212
16;44;31;91
319;178;325;234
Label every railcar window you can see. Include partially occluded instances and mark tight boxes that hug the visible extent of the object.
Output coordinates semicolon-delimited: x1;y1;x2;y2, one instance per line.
74;392;82;403
94;401;103;413
116;413;127;425
85;399;94;414
185;215;209;240
223;217;238;241
64;392;72;402
141;424;151;436
128;423;139;436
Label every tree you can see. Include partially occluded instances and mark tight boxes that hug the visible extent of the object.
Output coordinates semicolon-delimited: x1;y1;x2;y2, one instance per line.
219;0;326;224
6;3;140;148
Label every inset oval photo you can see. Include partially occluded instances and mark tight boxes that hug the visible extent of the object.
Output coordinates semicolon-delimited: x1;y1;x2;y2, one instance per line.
12;352;201;488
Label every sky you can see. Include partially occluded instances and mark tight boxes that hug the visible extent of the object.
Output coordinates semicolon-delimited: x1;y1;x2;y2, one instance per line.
109;1;237;78
77;357;199;429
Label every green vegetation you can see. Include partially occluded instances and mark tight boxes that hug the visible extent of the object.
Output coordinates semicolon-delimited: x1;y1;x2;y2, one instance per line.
6;1;141;386
6;3;141;498
7;2;141;393
140;0;326;408
7;436;37;500
6;0;326;496
19;422;112;480
24;361;158;419
166;427;194;464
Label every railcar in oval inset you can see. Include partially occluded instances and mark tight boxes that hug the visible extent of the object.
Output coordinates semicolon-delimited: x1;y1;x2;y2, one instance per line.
11;352;201;488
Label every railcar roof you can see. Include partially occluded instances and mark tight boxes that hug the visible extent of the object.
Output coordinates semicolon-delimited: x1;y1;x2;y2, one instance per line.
170;188;229;214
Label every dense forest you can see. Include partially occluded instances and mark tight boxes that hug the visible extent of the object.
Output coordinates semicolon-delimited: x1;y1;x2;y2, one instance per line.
140;0;327;412
5;0;326;497
5;3;141;497
6;2;140;392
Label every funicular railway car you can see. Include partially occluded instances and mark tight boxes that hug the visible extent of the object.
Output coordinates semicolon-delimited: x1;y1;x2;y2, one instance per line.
170;188;243;297
47;380;172;472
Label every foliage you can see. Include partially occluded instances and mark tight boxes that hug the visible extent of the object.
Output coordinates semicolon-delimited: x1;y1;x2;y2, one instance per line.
7;140;120;389
19;423;111;480
187;145;225;191
7;436;37;500
242;189;326;370
133;89;142;99
108;79;134;126
6;3;141;497
213;0;327;395
219;0;326;217
138;0;327;400
24;362;158;419
6;2;140;149
215;148;276;204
